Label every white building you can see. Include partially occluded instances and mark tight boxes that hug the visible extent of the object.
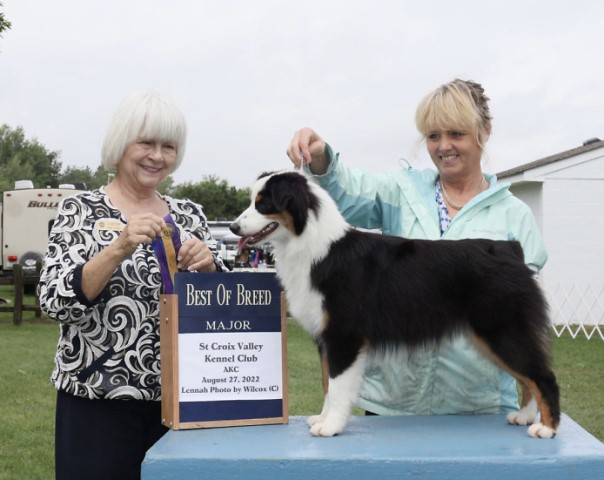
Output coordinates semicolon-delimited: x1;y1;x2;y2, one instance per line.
497;138;604;334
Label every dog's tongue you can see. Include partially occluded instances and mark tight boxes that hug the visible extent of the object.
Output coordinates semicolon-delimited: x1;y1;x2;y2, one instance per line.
237;236;251;250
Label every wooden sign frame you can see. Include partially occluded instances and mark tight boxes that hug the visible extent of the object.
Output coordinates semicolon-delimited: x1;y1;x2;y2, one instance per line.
160;271;288;430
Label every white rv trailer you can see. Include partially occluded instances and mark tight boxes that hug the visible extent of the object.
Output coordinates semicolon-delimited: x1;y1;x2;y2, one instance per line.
0;181;85;276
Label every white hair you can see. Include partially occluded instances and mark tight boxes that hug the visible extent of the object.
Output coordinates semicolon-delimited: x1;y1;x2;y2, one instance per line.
101;91;187;172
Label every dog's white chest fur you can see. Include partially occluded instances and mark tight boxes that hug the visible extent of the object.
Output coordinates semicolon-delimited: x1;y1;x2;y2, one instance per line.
276;258;325;336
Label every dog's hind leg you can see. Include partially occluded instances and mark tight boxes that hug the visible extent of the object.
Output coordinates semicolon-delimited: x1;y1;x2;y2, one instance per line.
524;373;560;439
506;382;538;426
471;333;560;439
308;349;368;437
507;373;560;438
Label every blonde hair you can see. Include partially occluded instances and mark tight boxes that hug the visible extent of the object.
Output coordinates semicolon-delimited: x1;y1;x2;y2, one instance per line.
415;79;492;148
101;91;187;173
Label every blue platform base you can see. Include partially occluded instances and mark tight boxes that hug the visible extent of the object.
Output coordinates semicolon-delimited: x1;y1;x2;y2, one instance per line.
142;414;604;479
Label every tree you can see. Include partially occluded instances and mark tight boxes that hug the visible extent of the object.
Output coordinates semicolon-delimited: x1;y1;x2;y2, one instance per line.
0;123;248;220
0;155;35;192
61;165;104;190
0;3;11;39
0;124;63;192
171;175;250;220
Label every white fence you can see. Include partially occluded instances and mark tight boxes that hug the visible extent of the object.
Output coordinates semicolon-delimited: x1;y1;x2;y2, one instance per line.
542;282;604;340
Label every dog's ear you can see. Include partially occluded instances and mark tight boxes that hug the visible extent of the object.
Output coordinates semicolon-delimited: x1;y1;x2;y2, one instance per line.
268;173;313;235
257;170;276;180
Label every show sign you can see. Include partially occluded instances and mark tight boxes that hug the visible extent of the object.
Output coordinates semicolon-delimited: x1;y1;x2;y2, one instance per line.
160;271;288;429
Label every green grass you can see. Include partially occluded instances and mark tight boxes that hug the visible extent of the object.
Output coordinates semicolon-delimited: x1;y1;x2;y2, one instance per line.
1;291;602;479
286;319;324;414
0;318;57;480
551;333;604;441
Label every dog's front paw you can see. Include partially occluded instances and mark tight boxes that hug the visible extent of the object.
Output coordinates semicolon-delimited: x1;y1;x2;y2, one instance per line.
308;415;347;437
506;411;534;426
307;414;324;427
527;423;557;439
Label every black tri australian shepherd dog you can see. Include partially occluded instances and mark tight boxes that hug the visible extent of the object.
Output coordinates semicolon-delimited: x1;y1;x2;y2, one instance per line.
230;170;560;438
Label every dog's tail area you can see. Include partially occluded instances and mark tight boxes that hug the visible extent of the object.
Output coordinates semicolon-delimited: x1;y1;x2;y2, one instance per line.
471;329;560;439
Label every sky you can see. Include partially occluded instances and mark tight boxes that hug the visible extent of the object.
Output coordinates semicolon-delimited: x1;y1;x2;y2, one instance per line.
1;0;603;188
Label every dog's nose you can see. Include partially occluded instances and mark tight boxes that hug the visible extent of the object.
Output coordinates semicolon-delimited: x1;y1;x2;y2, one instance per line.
229;222;240;235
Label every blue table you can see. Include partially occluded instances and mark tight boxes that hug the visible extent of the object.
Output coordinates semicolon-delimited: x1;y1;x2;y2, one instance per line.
142;414;604;479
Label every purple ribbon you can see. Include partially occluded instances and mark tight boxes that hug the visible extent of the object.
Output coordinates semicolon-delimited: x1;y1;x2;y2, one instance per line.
151;214;182;294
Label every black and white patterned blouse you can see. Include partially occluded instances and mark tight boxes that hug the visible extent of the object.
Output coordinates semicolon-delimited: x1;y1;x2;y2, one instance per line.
39;187;226;401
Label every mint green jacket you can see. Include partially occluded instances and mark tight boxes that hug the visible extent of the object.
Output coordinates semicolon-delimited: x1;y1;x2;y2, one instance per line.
312;146;548;415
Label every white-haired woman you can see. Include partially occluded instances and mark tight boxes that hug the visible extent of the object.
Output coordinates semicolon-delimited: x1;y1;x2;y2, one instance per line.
39;91;226;479
286;79;547;418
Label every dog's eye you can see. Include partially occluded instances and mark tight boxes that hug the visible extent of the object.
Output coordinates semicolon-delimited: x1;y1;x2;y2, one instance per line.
255;196;276;214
